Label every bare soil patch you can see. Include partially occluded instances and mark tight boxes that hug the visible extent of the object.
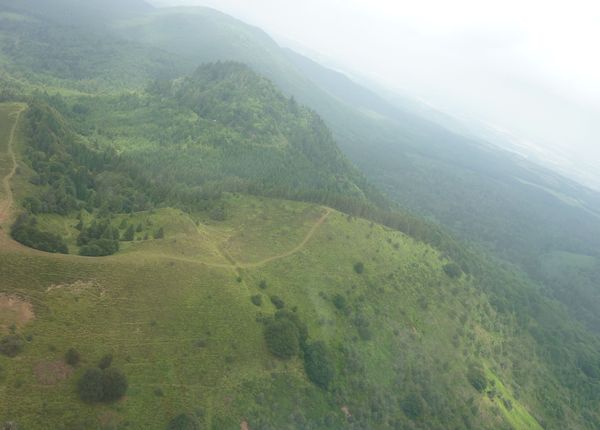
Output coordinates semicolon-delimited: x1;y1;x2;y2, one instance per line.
0;294;34;332
34;360;73;385
240;420;250;430
341;405;352;418
46;279;106;297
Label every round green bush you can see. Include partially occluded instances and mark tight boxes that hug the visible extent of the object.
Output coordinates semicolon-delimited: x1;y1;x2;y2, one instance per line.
353;262;364;274
98;353;113;370
77;367;128;403
264;318;299;359
101;368;128;401
65;348;81;366
78;368;104;403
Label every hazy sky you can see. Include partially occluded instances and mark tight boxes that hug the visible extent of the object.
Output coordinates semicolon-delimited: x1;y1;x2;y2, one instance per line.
151;0;600;188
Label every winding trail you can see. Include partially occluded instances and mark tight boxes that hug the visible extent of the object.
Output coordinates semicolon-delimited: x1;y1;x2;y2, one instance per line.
0;105;26;226
232;207;332;269
177;207;333;271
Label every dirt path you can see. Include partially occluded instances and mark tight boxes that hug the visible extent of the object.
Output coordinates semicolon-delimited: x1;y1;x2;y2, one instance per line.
0;103;331;271
0;105;26;226
234;208;332;269
181;207;332;271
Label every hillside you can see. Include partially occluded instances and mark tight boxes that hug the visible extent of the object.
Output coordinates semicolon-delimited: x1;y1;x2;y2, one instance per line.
0;1;600;429
1;95;600;430
111;4;600;334
0;104;595;428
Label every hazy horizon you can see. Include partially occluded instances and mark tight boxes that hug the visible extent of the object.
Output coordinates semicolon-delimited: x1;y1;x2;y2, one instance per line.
150;0;600;189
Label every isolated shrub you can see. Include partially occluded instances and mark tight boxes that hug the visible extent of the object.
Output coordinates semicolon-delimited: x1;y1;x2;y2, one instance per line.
0;335;24;357
77;367;128;403
332;294;348;313
101;368;128;401
353;262;364;274
98;353;113;370
251;295;262;306
122;225;135;241
78;368;104;403
166;414;200;430
264;318;299;359
443;263;462;279
270;296;285;309
467;365;487;392
303;341;334;389
65;348;81;366
154;227;165;239
259;280;268;289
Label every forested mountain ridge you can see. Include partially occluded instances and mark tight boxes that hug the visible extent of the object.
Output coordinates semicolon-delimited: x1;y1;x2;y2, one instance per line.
0;1;599;429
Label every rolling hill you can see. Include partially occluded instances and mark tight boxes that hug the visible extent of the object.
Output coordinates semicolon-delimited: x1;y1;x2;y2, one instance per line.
0;1;599;429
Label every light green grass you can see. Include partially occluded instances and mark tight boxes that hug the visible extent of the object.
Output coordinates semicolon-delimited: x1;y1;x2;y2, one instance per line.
0;192;498;429
485;367;543;430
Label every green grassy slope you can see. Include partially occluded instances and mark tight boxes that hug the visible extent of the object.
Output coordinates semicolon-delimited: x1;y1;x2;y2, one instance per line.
2;103;599;428
0;194;548;429
0;3;599;428
0;104;553;429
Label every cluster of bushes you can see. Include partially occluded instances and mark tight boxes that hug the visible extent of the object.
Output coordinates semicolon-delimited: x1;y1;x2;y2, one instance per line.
23;103;155;216
263;310;334;389
303;341;335;390
77;354;127;403
10;212;68;253
77;218;120;256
